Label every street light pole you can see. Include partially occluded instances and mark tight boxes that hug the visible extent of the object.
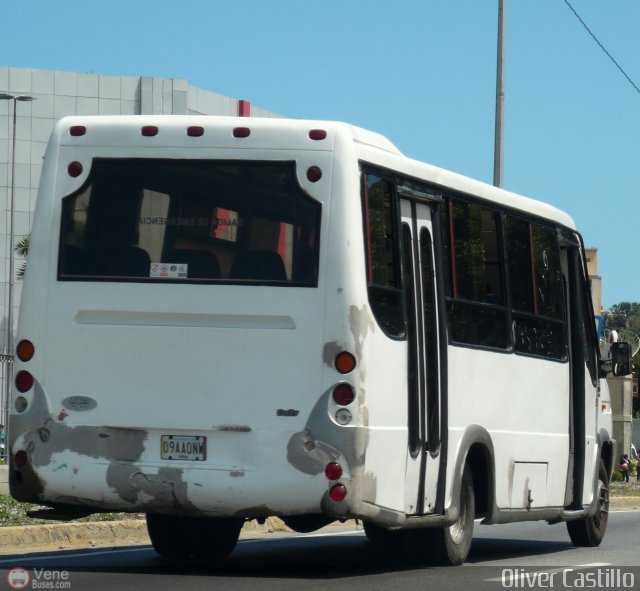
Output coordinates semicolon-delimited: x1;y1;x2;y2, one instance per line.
493;0;506;188
0;92;34;448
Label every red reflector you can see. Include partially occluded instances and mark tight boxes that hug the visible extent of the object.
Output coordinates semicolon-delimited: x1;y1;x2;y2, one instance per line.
335;352;356;374
15;370;34;393
141;126;158;137
325;462;343;481
233;127;251;138
14;450;28;469
16;340;35;362
68;161;83;177
306;166;322;182
187;126;204;137
329;484;348;502
333;384;355;406
309;129;327;140
69;126;86;136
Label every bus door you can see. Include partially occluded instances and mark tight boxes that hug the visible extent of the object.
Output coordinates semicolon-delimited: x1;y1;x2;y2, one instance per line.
399;194;441;515
561;236;599;508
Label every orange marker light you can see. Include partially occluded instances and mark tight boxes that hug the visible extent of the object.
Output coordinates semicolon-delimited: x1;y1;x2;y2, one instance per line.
335;352;356;374
16;340;35;362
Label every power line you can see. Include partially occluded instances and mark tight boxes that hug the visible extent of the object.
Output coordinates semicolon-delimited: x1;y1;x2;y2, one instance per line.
563;0;640;96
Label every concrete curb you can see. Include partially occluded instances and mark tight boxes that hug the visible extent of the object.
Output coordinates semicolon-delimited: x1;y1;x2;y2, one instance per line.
0;517;311;555
0;498;637;555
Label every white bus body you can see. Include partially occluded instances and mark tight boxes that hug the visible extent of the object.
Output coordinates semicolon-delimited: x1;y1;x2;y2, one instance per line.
9;116;617;563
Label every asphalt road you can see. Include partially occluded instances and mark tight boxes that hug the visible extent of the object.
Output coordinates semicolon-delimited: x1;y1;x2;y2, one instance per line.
1;511;639;591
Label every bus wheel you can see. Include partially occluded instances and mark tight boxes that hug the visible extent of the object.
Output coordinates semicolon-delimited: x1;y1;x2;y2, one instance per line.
420;464;475;566
146;514;190;558
566;460;609;547
182;517;244;560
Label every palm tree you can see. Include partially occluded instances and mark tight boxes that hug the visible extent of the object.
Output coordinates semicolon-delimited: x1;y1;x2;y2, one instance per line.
14;235;30;279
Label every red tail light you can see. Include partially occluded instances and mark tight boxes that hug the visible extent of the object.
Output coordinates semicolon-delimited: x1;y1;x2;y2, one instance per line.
15;370;34;393
325;462;343;480
332;384;355;406
14;450;28;468
329;484;348;501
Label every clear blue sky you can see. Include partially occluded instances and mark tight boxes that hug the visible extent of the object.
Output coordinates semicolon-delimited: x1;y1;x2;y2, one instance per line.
3;0;639;308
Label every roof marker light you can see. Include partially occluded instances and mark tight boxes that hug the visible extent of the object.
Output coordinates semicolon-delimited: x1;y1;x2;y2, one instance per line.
141;126;158;137
306;166;322;182
309;129;327;140
187;126;204;137
68;161;83;177
233;127;251;138
69;126;86;136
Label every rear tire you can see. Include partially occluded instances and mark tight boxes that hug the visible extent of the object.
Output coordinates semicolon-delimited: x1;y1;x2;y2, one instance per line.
146;514;190;558
416;464;475;566
146;514;243;559
566;460;609;547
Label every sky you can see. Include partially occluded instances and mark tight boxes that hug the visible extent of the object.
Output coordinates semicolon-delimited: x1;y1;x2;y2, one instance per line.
2;0;639;308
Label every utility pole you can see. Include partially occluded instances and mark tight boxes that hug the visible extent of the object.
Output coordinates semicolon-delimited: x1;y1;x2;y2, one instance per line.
493;0;506;188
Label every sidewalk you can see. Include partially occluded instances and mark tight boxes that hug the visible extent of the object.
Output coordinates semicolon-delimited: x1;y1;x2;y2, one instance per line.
0;497;637;556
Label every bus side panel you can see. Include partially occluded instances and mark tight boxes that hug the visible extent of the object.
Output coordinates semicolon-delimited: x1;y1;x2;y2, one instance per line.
447;347;570;511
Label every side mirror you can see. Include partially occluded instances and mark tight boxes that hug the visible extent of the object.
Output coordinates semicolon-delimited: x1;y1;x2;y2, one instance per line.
611;341;632;377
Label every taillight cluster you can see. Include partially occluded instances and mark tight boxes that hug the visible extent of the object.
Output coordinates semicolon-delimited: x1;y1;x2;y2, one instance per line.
13;339;35;471
332;352;356;426
15;340;35;396
324;351;358;502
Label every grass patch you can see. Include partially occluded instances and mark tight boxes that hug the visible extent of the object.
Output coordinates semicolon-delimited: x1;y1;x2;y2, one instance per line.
0;495;143;527
609;480;640;497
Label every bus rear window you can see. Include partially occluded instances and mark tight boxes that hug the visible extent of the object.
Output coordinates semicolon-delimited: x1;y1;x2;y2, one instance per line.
58;159;320;286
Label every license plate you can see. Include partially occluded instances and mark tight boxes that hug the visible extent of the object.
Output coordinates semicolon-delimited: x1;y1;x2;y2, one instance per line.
161;435;207;461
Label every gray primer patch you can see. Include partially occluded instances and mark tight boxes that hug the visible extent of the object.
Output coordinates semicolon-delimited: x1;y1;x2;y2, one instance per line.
322;341;343;368
287;430;341;475
349;304;374;362
105;463;199;513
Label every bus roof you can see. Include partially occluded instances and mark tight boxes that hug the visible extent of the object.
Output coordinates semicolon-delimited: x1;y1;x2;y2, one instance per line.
53;115;576;230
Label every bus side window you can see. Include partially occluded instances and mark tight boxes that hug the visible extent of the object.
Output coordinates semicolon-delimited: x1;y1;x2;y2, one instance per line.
442;198;509;349
505;217;567;360
362;173;404;337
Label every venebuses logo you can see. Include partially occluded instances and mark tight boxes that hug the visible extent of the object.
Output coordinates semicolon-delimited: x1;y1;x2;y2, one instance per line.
7;567;31;590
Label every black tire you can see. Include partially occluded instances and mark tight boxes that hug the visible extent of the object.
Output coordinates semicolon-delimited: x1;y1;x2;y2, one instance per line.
567;460;609;547
146;514;190;558
146;514;243;559
184;516;243;560
417;464;475;566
